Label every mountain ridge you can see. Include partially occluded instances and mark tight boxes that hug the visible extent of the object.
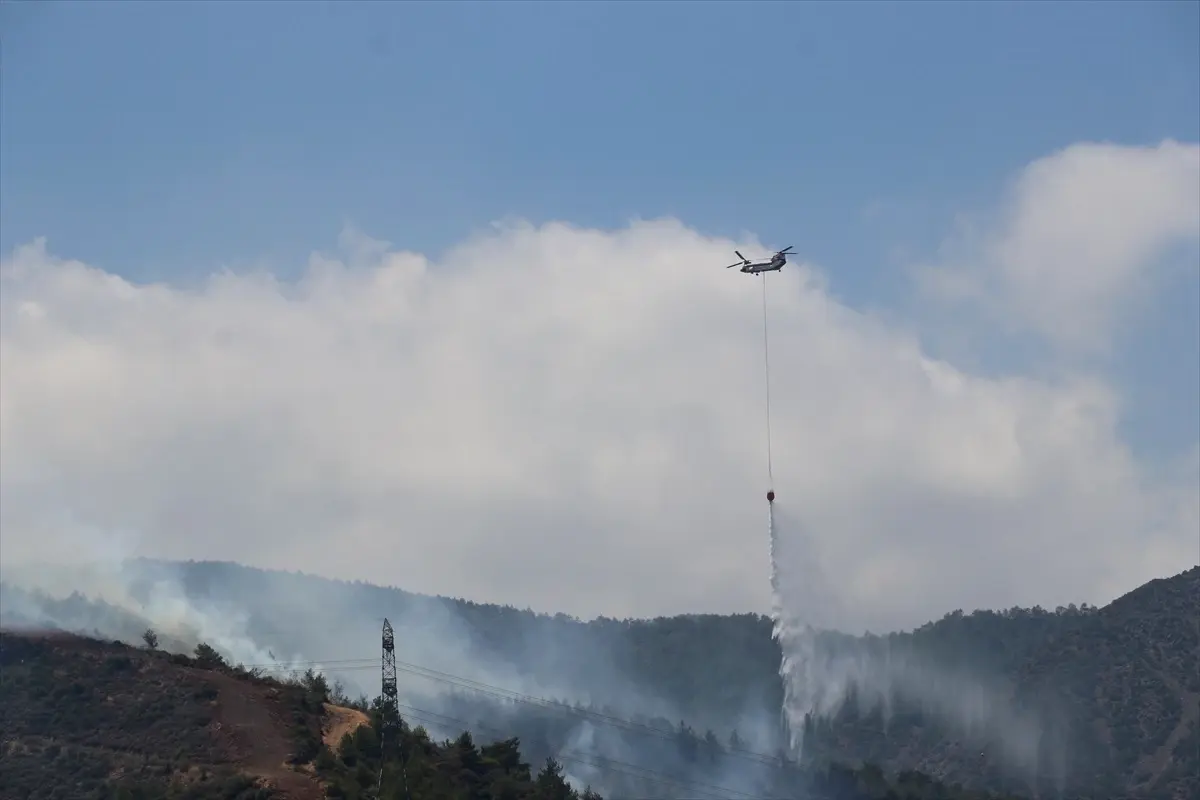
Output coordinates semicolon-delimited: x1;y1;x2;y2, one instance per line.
1;628;1026;800
2;562;1196;798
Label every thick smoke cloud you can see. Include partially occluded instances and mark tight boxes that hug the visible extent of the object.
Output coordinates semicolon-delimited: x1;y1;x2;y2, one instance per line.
2;140;1198;635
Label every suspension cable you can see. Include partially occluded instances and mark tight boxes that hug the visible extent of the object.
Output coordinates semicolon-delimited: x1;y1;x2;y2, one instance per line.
762;274;774;490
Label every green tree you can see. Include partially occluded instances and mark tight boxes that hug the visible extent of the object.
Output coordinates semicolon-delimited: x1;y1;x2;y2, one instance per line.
533;756;576;800
193;642;225;668
301;667;330;703
703;729;722;763
481;737;529;775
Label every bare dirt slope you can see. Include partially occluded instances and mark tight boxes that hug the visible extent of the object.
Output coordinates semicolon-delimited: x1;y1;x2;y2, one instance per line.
322;702;370;750
0;629;325;800
208;670;324;799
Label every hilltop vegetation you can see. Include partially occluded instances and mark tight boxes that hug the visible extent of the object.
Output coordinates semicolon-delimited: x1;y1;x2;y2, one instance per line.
3;563;1196;799
1013;569;1200;799
0;629;1019;800
0;631;316;799
0;630;599;800
794;568;1200;800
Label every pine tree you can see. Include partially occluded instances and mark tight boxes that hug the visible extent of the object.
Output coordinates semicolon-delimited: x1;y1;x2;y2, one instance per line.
533;756;576;800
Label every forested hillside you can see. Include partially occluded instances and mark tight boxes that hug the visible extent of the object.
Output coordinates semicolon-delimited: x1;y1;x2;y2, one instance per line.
1014;568;1199;799
0;629;1019;800
3;562;1196;799
0;629;609;800
796;568;1200;799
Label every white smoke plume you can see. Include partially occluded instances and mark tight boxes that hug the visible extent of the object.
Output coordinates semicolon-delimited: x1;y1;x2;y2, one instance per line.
768;499;845;755
0;547;309;672
769;500;1046;776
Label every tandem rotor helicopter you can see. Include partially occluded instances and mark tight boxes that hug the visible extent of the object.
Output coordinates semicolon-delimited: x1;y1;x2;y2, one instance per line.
725;245;796;275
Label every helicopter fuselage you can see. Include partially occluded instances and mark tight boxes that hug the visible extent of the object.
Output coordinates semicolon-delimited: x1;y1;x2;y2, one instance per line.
740;257;786;274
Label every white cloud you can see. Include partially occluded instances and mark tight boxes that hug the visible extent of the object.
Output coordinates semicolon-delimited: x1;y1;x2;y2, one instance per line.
2;147;1197;633
916;139;1200;354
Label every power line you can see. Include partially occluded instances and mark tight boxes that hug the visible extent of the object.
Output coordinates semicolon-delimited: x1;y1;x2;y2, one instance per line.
393;701;770;800
251;657;781;764
390;658;785;769
242;652;790;771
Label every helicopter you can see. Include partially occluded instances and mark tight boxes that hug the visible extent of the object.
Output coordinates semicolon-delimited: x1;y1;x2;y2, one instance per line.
725;245;795;274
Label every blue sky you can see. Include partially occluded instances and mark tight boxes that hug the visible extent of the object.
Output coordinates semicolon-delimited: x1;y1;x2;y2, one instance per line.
2;1;1198;623
2;0;1197;453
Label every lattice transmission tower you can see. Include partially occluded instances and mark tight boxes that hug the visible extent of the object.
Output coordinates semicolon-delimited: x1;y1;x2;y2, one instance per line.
376;618;409;799
381;617;398;726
